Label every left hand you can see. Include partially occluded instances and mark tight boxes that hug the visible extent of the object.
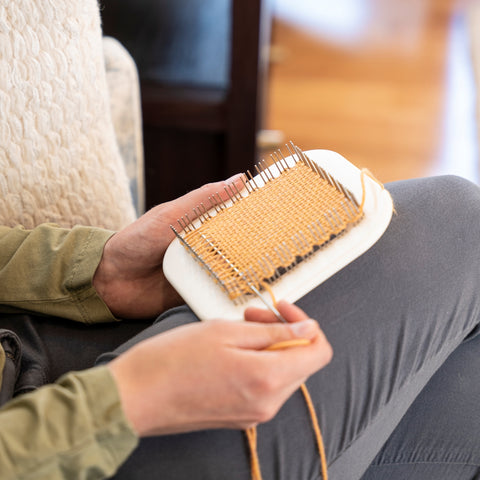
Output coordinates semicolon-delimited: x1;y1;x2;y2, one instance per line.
93;174;243;319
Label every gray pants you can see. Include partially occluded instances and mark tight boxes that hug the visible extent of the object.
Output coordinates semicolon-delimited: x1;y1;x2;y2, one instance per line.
98;175;480;480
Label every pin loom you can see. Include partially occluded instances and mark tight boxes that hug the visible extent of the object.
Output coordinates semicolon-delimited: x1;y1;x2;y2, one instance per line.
164;145;393;321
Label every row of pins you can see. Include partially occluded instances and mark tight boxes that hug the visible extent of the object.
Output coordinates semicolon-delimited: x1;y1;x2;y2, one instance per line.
175;143;359;234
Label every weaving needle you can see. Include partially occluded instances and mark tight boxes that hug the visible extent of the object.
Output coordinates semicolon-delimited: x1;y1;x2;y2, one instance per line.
172;226;287;322
198;234;288;323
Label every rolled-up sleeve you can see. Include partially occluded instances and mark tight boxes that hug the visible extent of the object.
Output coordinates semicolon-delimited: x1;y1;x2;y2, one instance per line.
0;366;139;480
0;224;117;323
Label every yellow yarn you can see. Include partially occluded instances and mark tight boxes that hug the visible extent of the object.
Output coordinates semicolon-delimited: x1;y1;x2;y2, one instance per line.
182;160;363;303
243;334;328;480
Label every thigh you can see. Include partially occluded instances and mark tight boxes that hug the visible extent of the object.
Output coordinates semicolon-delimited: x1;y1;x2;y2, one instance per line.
0;313;151;384
109;176;480;480
361;328;480;480
297;175;480;478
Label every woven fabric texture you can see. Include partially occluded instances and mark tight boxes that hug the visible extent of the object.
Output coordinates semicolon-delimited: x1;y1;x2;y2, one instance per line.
0;0;136;230
183;161;362;300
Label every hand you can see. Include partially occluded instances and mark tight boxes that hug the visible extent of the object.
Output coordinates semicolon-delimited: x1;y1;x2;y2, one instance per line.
93;175;244;319
108;301;333;437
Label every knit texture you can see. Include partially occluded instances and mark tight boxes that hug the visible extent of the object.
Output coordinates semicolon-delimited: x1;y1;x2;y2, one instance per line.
103;36;145;217
0;0;136;230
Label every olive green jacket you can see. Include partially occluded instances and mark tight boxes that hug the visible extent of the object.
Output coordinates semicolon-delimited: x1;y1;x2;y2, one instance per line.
0;225;139;479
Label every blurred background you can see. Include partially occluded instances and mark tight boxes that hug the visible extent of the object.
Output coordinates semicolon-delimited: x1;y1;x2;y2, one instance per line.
267;0;478;183
101;0;479;208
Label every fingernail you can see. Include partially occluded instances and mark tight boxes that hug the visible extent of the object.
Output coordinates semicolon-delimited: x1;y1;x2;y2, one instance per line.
290;319;318;339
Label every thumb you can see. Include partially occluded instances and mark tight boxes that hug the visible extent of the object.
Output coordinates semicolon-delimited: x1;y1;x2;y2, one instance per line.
229;319;320;351
162;173;245;223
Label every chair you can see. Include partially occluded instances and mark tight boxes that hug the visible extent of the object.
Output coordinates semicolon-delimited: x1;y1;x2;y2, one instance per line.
0;0;143;230
100;0;272;209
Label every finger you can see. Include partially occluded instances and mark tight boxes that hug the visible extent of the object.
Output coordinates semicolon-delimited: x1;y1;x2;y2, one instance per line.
164;173;245;222
276;300;310;323
271;327;334;377
225;319;320;351
244;306;278;323
244;300;310;324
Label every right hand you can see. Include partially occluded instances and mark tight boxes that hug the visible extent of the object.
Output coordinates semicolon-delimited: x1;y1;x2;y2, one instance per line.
108;301;332;437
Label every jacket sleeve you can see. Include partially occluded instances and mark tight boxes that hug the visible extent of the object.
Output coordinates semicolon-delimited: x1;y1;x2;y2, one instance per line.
0;366;139;480
0;224;117;323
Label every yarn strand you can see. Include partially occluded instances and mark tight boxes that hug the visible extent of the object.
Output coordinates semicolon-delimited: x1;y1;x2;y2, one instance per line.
244;338;329;480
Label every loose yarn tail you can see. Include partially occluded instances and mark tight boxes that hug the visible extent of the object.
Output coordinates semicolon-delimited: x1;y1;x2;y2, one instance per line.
244;380;328;480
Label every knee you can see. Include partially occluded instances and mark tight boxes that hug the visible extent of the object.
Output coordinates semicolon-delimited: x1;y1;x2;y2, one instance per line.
432;174;480;201
390;175;480;223
429;175;480;221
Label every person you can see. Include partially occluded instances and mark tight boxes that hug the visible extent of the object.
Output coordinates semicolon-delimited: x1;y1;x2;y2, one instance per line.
1;173;480;480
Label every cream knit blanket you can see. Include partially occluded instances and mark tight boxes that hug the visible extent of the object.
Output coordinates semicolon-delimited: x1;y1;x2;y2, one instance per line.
0;0;136;230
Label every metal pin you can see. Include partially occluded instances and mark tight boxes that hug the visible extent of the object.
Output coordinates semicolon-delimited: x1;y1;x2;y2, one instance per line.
270;154;284;175
331;208;344;229
171;227;231;297
246;170;261;190
255;164;269;185
295;233;311;257
323;213;336;231
271;152;283;171
274;246;288;269
280;242;295;269
328;211;341;230
245;268;259;289
257;258;269;278
331;175;344;194
226;184;241;202
344;188;360;210
251;268;264;288
225;185;237;202
314;219;327;237
308;224;323;245
282;242;295;263
231;181;245;200
291;235;302;256
286;142;300;165
315;165;329;182
265;254;280;280
196;206;208;223
224;185;235;203
240;174;253;194
184;213;196;231
322;170;335;188
299;231;312;252
309;222;322;242
208;195;221;214
215;192;228;210
180;216;191;232
334;179;349;200
288;141;300;163
344;198;357;218
200;202;212;219
260;159;275;181
340;201;354;221
294;233;306;250
296;147;316;172
177;217;189;233
276;149;291;170
193;207;205;224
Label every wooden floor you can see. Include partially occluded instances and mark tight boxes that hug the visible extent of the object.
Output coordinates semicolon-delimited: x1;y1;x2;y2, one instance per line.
265;0;479;183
